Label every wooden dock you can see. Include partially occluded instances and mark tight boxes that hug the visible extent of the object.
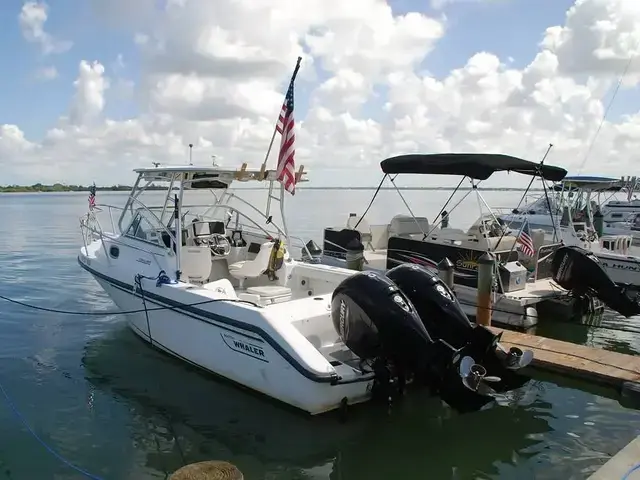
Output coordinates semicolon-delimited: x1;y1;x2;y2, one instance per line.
489;327;640;406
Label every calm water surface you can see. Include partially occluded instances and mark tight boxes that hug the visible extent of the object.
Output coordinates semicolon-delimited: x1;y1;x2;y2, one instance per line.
0;190;639;480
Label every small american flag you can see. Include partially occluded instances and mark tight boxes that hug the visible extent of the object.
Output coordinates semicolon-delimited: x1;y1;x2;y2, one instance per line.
275;79;296;195
88;184;96;210
516;219;535;257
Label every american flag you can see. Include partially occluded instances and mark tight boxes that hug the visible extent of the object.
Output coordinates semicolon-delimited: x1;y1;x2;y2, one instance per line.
88;184;96;210
516;219;535;257
275;79;296;195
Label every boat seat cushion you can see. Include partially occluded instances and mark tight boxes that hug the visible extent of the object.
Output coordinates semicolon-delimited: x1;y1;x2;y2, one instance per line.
245;285;292;305
247;285;291;298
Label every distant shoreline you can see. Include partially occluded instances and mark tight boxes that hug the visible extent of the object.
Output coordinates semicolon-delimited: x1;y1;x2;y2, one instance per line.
0;184;545;193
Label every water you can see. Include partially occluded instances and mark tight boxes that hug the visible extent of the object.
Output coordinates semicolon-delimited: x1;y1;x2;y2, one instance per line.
0;189;639;480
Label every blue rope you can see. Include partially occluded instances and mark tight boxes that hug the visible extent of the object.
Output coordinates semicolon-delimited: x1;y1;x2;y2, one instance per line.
0;379;104;479
622;462;640;479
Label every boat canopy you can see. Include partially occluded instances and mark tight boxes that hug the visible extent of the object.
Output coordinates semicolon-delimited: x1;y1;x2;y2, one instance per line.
552;175;621;192
379;153;567;181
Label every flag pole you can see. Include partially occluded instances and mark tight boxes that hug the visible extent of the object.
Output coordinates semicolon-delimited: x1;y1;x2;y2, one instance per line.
260;56;302;178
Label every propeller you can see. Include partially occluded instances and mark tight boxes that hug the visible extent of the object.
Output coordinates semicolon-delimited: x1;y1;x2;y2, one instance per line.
494;343;534;370
458;356;499;396
503;346;534;370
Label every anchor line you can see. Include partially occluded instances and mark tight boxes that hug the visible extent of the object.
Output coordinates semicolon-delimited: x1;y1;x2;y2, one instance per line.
0;272;260;316
0;379;105;480
622;462;640;480
1;361;188;480
135;274;154;347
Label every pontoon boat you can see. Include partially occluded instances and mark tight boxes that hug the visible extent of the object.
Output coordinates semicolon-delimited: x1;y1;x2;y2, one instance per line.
320;154;640;323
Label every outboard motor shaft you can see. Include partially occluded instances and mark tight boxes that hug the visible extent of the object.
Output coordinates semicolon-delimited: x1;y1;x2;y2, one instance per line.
552;245;640;317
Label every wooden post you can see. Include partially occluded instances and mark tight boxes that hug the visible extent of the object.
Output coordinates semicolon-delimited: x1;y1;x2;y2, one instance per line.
476;252;495;326
437;257;455;290
169;461;243;480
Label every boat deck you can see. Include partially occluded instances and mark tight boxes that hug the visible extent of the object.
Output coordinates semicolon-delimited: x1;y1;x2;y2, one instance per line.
502;278;565;305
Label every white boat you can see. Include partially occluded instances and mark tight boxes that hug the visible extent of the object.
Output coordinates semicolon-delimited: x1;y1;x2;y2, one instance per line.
499;176;640;288
319;154;640;323
78;163;535;415
499;176;640;243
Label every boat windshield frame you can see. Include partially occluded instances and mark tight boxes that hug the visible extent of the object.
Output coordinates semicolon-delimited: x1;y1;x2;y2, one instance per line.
115;164;307;277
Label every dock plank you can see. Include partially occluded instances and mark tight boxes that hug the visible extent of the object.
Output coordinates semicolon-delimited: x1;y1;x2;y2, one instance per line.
502;278;564;304
489;327;640;387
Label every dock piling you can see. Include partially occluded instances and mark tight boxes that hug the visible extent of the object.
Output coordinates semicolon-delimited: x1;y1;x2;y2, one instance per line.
437;257;455;290
476;252;495;326
170;461;244;480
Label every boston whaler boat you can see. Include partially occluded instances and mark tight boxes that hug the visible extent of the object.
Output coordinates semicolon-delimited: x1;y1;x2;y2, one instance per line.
77;162;538;415
320;153;640;323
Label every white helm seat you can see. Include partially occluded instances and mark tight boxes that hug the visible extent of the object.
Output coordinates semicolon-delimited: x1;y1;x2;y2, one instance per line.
229;241;274;288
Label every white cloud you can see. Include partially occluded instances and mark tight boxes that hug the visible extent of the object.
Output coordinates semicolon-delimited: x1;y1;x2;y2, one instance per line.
430;0;502;10
69;61;110;126
19;2;72;55
35;65;58;81
3;0;640;187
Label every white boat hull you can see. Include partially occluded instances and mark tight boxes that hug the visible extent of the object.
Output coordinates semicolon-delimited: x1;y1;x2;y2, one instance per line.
595;252;640;287
79;257;373;415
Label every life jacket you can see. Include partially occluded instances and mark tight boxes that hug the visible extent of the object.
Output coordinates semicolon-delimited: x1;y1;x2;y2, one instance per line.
267;239;286;281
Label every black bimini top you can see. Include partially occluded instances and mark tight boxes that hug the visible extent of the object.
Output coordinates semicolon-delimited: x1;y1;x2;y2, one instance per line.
380;153;567;182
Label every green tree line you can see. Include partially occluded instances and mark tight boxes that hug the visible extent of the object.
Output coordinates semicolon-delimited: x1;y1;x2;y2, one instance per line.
0;183;167;193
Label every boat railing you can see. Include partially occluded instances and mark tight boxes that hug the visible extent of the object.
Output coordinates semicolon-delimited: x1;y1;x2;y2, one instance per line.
79;201;178;269
80;199;315;262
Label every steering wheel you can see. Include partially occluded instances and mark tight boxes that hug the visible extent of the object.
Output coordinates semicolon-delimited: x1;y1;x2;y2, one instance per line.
208;233;231;256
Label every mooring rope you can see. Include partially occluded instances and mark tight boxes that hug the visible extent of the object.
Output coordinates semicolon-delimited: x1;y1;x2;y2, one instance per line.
0;270;260;315
0;379;105;479
622;461;640;480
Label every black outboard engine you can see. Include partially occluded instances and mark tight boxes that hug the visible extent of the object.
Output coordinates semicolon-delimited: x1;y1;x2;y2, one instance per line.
385;264;534;392
331;271;497;412
552;245;640;317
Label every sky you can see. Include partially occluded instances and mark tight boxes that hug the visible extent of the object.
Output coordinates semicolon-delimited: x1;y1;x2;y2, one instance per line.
1;0;640;188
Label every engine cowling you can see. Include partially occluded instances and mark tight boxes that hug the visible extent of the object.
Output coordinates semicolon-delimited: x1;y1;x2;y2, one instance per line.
386;263;496;360
385;263;533;392
331;270;438;372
